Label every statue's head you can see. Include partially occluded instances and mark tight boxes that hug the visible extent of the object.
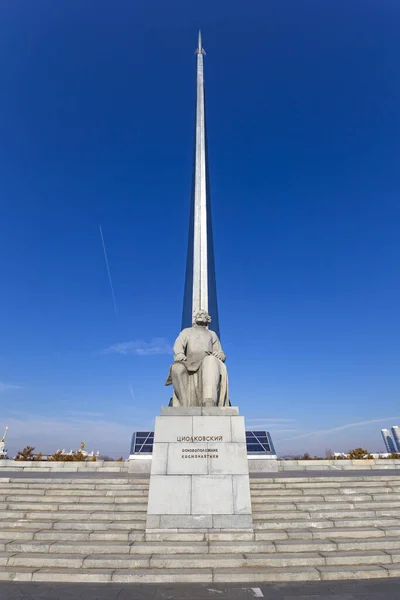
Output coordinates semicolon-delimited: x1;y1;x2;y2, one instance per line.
193;309;211;327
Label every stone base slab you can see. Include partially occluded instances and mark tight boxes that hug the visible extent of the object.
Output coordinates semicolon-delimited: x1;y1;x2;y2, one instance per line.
146;514;253;530
161;406;239;417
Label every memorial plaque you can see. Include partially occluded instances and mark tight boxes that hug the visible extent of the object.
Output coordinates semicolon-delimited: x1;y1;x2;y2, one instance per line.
146;407;253;531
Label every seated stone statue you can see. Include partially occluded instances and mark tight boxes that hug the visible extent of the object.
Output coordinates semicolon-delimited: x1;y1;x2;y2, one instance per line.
165;309;229;407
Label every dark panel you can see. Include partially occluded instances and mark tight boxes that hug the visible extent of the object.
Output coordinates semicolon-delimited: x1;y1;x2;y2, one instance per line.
181;160;195;331
130;431;276;455
204;84;220;339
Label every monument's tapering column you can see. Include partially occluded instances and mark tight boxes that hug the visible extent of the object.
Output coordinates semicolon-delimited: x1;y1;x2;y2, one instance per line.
182;31;220;339
146;35;253;535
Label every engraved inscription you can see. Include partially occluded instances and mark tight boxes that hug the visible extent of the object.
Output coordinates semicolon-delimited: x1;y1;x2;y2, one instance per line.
178;436;221;459
177;436;223;442
181;447;219;459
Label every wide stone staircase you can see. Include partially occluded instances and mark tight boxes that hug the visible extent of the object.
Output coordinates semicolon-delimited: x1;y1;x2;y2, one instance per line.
0;474;400;583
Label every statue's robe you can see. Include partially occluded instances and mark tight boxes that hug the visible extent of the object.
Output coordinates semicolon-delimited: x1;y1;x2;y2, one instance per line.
165;326;229;407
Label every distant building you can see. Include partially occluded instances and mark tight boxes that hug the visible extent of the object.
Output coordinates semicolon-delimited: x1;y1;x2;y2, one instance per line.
391;426;400;452
381;429;397;453
0;426;8;459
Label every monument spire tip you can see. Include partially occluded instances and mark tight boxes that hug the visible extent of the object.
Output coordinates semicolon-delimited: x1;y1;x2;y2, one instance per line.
196;30;206;55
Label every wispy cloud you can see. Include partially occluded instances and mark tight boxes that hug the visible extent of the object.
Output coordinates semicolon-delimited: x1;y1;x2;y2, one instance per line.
282;416;400;442
103;338;172;356
247;418;296;423
63;411;105;418
269;429;299;435
0;381;20;394
246;418;296;428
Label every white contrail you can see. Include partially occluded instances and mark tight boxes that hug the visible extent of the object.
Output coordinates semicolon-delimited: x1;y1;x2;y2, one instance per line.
99;225;118;316
281;416;400;442
130;384;135;400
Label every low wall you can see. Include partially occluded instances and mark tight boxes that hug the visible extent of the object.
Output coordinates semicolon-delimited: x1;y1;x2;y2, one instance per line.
250;458;400;473
1;458;400;474
0;459;149;473
277;458;400;471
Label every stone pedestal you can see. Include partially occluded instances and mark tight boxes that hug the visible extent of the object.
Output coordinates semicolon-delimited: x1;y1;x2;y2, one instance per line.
146;407;253;531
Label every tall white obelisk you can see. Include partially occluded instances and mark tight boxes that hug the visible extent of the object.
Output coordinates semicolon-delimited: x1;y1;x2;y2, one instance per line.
182;31;220;338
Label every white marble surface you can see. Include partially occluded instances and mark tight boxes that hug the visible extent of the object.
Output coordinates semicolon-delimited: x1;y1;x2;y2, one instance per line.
233;474;252;513
147;475;191;515
167;443;208;475
191;475;234;515
146;409;253;531
208;443;248;475
230;416;246;442
153;416;192;443
151;442;168;475
192;416;232;441
212;514;253;529
160;514;213;529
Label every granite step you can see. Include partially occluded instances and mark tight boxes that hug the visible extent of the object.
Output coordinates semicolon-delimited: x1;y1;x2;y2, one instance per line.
253;517;400;530
2;487;146;497
253;527;393;541
6;541;133;555
2;525;395;543
4;478;148;484
1;564;398;584
250;487;398;496
212;565;392;583
250;480;400;487
149;550;395;569
272;536;400;553
4;502;148;512
1;486;148;494
94;537;400;555
251;500;400;511
0;567;213;583
52;519;146;530
0;482;136;488
0;518;146;530
253;510;378;521
303;527;390;539
0;487;149;495
0;529;146;542
3;497;148;506
0;474;399;583
0;548;398;570
251;493;391;502
6;552;152;569
0;510;146;521
252;476;400;484
149;552;325;569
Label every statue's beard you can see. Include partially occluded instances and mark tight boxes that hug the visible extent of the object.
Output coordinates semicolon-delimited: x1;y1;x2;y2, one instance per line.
195;320;208;327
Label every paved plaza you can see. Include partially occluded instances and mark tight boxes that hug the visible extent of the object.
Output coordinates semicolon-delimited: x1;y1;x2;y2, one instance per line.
1;579;400;600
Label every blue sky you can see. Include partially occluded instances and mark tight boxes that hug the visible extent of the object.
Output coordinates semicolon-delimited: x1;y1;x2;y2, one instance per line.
1;0;399;458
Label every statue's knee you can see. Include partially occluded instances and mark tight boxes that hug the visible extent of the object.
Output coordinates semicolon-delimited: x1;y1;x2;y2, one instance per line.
204;354;219;368
171;362;186;377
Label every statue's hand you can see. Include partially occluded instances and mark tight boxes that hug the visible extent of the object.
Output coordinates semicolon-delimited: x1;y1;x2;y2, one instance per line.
175;353;187;362
213;351;226;362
